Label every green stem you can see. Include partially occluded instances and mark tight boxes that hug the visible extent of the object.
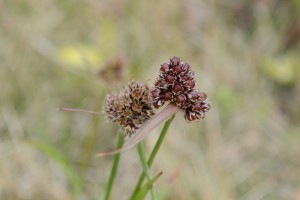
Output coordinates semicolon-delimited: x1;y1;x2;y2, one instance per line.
129;115;175;199
104;133;125;200
137;142;157;200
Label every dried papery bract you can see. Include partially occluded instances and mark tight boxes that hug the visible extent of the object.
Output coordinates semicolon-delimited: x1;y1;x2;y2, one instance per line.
152;56;211;121
104;81;155;136
96;103;180;157
58;107;102;115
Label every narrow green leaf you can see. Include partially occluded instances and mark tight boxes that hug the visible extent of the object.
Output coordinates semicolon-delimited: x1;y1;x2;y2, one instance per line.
130;115;175;199
137;142;157;200
133;172;163;200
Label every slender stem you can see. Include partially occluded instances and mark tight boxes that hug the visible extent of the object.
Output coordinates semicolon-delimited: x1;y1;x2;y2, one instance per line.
104;134;125;200
129;115;175;200
137;142;157;200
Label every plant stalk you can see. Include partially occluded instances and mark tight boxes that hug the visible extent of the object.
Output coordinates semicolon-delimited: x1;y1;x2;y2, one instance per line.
137;142;157;200
104;134;124;200
129;115;175;199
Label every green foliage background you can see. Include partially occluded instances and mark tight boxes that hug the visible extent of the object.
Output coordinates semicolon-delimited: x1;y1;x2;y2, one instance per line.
1;0;300;199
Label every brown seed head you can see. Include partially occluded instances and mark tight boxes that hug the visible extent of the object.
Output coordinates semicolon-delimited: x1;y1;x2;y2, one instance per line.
104;81;155;136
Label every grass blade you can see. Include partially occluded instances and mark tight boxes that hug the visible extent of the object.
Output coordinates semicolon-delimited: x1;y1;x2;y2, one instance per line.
133;172;163;200
129;115;175;199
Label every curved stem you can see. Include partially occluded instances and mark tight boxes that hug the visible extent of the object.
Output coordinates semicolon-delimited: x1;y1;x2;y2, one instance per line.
129;115;175;199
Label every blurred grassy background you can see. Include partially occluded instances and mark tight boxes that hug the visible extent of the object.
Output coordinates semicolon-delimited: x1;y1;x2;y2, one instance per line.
1;0;300;199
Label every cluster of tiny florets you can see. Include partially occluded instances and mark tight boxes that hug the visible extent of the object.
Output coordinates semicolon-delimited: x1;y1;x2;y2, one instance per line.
152;56;211;121
104;81;155;136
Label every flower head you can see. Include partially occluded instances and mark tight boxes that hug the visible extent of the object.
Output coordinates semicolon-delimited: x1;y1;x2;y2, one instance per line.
152;56;211;121
104;81;155;136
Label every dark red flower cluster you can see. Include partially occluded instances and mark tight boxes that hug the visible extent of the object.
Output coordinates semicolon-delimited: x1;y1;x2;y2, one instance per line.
152;57;211;121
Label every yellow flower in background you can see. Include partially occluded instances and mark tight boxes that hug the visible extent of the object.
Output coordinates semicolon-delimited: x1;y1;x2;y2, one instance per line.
57;45;104;68
56;18;118;69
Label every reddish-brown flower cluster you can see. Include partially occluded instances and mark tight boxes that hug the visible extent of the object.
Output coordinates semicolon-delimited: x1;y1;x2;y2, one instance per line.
104;81;155;136
152;57;211;121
